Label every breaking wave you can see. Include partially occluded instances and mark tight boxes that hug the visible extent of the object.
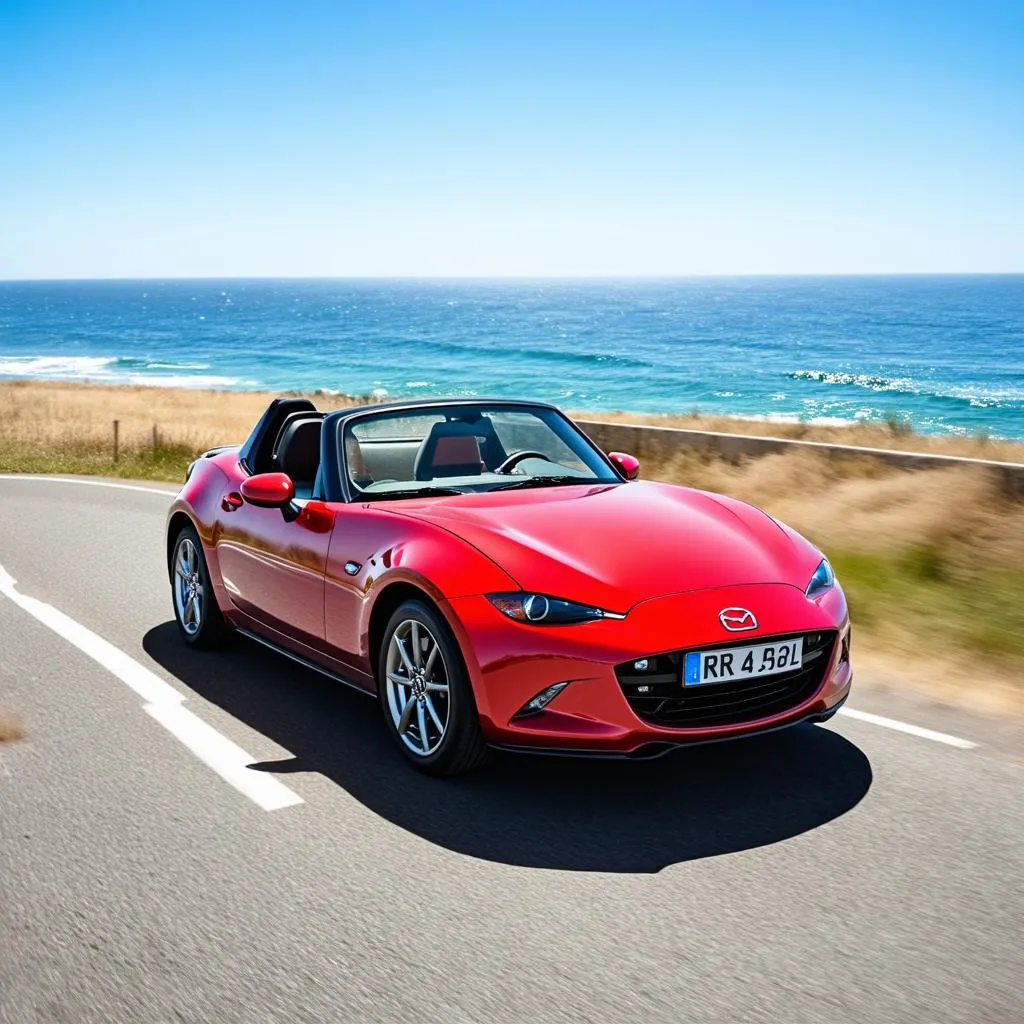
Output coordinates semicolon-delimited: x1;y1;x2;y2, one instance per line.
0;355;243;388
788;369;1023;409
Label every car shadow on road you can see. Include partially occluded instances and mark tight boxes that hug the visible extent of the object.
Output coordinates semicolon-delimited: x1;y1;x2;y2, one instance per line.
143;622;873;873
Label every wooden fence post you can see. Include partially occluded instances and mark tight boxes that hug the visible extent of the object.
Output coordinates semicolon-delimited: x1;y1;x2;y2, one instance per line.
113;420;120;463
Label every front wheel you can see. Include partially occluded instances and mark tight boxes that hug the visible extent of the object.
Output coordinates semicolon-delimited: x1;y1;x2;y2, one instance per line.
171;525;227;648
378;599;487;776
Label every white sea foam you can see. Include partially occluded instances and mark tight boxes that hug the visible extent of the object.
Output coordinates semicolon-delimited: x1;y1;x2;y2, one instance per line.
790;369;915;393
145;361;212;371
726;412;861;429
0;355;119;377
124;374;251;388
790;368;1023;406
0;355;245;389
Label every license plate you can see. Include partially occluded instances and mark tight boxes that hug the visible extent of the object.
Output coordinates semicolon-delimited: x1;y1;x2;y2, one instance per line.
684;638;802;686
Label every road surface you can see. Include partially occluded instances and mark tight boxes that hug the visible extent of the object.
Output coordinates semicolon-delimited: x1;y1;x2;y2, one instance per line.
1;475;1021;1024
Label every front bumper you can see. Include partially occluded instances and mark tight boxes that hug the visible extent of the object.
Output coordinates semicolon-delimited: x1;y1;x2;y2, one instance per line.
444;583;852;755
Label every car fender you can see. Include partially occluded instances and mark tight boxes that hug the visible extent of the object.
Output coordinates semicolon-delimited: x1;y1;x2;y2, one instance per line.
323;507;520;679
165;457;232;608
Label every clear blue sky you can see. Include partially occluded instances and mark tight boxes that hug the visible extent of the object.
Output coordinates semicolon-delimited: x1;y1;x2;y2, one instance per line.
1;0;1021;277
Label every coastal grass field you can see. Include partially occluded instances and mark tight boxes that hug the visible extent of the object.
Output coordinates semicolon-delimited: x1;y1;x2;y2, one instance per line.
2;379;1022;711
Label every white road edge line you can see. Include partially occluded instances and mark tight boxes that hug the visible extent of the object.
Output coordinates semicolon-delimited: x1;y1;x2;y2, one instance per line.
0;562;303;811
0;474;177;496
837;707;978;749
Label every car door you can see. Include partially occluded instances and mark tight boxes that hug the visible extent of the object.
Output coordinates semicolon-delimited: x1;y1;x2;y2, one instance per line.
214;490;335;652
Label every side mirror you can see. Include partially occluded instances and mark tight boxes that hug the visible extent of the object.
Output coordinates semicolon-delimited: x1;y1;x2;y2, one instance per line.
240;472;295;508
608;451;640;480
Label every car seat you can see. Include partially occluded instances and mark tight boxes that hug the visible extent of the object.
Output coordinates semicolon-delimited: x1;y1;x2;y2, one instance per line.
413;418;507;480
276;418;322;499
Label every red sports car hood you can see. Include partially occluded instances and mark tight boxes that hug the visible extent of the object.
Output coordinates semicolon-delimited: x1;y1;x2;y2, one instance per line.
386;481;821;611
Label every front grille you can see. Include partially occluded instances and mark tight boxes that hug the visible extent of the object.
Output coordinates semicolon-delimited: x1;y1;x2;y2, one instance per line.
615;631;836;729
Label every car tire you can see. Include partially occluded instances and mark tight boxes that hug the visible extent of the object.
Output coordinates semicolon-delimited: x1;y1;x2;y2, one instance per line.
378;599;488;776
171;524;228;649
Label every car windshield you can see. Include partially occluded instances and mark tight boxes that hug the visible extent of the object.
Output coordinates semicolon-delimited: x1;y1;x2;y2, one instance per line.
342;404;621;500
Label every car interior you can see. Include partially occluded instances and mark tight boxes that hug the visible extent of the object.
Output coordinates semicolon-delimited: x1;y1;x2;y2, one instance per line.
346;410;594;493
348;416;514;487
241;401;609;504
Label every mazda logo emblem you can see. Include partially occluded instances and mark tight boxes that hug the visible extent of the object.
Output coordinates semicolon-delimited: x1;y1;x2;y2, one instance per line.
719;607;757;632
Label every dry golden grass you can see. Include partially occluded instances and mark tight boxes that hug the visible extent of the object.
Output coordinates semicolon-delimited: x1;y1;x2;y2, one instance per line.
0;711;23;742
657;447;1024;569
0;379;362;455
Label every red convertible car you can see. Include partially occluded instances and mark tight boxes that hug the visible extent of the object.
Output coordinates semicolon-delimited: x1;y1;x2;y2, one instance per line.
166;397;852;775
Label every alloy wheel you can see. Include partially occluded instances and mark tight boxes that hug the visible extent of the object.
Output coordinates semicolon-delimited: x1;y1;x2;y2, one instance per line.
385;618;451;755
173;537;204;637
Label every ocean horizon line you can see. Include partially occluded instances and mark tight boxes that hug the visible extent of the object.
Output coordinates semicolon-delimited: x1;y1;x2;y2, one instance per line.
3;272;1024;285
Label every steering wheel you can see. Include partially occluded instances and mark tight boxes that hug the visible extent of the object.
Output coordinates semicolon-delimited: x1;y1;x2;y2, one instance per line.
495;450;554;475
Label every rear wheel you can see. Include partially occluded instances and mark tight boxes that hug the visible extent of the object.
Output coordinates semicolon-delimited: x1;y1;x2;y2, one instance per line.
171;525;227;648
378;599;487;776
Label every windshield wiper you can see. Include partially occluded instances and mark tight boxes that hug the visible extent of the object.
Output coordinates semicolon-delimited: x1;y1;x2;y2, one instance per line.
361;485;467;502
490;476;596;492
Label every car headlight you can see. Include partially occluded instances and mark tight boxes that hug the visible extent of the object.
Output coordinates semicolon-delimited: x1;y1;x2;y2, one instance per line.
806;558;835;598
487;592;613;625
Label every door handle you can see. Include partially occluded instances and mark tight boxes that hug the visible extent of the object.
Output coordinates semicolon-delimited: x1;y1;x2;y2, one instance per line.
221;491;243;512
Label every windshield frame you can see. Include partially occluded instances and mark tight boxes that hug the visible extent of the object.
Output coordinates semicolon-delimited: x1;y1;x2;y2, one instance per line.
325;399;624;504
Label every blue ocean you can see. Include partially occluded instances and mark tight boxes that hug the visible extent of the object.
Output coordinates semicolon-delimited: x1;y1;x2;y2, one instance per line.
1;276;1021;439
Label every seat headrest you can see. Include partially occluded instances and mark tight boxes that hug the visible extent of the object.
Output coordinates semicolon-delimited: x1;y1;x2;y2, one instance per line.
414;420;486;479
433;435;481;468
277;419;322;483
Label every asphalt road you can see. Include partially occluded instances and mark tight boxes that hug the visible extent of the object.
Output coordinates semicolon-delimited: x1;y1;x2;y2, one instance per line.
1;475;1021;1024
